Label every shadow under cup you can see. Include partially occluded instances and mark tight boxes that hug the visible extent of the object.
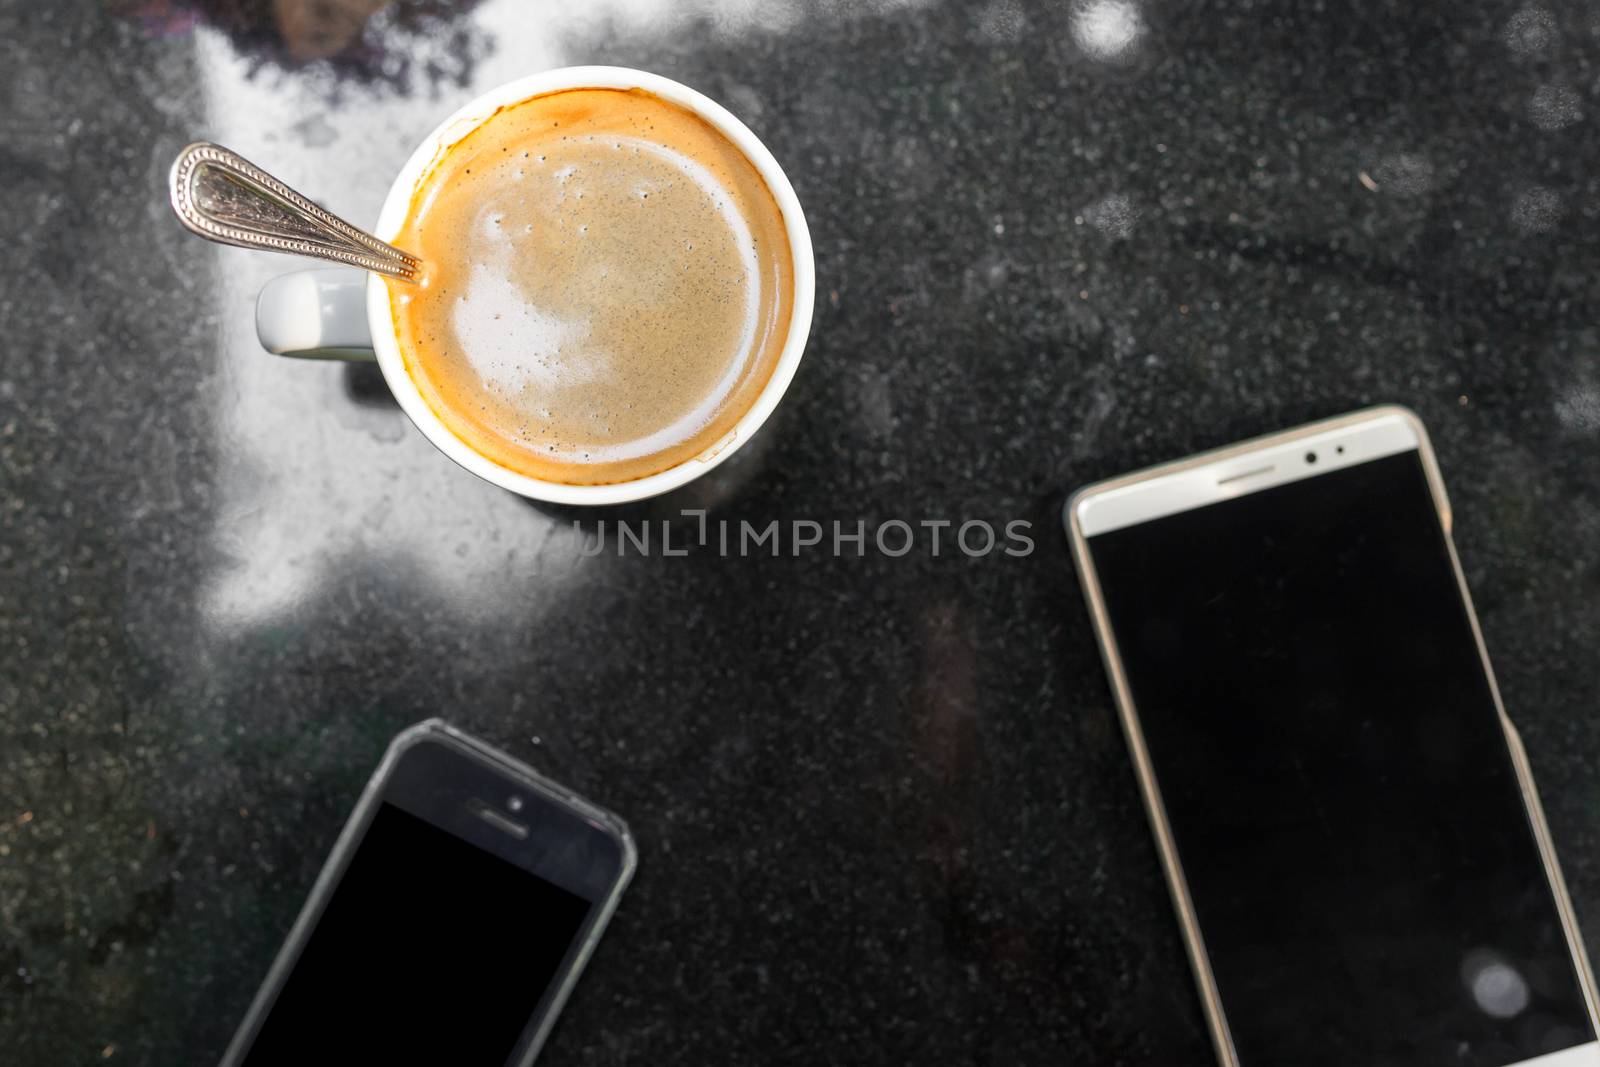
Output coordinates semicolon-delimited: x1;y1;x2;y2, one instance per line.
363;66;812;508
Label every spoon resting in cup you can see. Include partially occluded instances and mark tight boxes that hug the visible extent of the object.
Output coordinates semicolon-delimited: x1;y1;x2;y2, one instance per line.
168;141;423;281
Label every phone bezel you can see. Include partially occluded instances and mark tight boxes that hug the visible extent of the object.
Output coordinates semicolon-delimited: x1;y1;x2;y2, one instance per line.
1063;404;1600;1067
218;719;636;1067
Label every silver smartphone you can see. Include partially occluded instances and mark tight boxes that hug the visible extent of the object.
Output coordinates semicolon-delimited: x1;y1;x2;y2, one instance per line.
1065;406;1600;1067
219;720;635;1067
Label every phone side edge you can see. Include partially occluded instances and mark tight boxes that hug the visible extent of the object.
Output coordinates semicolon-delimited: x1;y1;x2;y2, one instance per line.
509;826;635;1067
1063;493;1243;1067
414;722;634;1067
216;729;414;1067
508;786;635;1067
1414;435;1600;1035
1378;403;1452;535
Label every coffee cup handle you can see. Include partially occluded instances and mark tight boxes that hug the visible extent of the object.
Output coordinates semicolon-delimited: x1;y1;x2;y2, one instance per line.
255;268;376;362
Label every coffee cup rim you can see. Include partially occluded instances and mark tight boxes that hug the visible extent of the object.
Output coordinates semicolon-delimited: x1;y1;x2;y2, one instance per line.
367;66;815;506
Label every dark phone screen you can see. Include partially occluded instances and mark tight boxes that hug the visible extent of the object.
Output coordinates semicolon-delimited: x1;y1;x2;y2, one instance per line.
242;802;592;1065
1086;450;1593;1066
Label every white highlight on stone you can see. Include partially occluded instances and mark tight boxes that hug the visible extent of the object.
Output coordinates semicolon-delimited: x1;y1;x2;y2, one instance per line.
1085;192;1137;239
1511;184;1563;233
1504;5;1556;55
977;0;1028;43
1556;385;1600;432
1371;152;1434;197
194;0;951;632
1529;84;1583;131
1071;0;1145;61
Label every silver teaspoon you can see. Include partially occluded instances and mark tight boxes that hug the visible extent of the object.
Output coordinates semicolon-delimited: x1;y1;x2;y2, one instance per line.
168;142;422;281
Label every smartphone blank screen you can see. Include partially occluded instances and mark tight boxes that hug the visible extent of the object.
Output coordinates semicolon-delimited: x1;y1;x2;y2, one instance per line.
1085;449;1594;1066
242;802;592;1064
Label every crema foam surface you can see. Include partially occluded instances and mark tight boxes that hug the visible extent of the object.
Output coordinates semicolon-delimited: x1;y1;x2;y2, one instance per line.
388;88;793;485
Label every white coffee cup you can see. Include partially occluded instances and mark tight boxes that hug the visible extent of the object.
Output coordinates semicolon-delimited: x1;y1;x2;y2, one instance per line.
255;66;815;506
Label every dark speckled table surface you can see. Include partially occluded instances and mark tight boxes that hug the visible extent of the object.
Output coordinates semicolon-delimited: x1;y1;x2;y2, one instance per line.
3;0;1599;1063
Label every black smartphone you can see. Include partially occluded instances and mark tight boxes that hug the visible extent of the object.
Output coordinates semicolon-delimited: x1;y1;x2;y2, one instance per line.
220;720;635;1067
1066;407;1600;1067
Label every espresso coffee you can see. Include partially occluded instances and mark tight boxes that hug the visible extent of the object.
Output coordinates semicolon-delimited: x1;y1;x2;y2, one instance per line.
387;88;794;485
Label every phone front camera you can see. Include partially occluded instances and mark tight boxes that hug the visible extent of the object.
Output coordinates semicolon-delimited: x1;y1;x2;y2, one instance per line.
1305;451;1318;464
507;795;525;813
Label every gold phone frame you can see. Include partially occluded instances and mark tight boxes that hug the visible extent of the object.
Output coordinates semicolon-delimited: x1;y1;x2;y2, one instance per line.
1063;404;1600;1065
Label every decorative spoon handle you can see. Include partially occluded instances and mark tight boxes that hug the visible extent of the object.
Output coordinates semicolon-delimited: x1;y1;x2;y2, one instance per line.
169;141;422;281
